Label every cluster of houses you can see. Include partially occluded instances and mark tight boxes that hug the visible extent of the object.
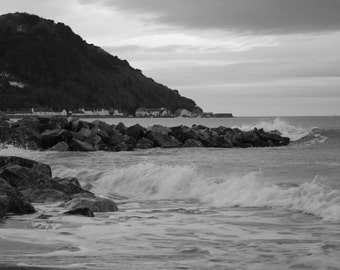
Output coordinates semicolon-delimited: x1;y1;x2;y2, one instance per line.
3;106;231;118
4;108;124;117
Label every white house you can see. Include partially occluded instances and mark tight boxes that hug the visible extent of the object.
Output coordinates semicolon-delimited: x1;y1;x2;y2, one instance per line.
110;109;124;117
94;108;109;116
175;109;192;117
135;107;149;117
81;108;94;116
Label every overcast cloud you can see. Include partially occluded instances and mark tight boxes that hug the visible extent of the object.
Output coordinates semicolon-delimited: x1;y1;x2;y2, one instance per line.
83;0;340;34
1;0;340;115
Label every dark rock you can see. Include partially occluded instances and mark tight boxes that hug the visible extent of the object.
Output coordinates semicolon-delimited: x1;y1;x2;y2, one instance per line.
183;139;204;147
123;135;137;147
0;165;52;190
161;136;182;148
0;156;52;177
126;124;146;140
21;188;68;203
114;142;134;152
78;127;93;138
41;128;68;149
51;177;83;195
192;124;210;131
171;125;196;143
68;138;95;151
0;177;35;218
147;132;171;147
136;137;155;149
116;122;127;134
64;207;94;217
61;195;118;212
69;117;81;132
0;122;42;149
47;141;70;151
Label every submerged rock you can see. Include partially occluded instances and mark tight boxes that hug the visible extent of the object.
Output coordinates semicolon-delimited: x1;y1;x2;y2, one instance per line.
64;207;94;217
61;194;118;212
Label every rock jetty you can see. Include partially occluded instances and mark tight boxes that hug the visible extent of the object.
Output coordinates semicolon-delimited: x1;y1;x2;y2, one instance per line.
0;116;290;151
0;156;118;219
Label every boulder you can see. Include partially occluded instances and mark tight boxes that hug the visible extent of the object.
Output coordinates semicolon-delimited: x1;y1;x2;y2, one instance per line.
126;124;146;140
41;128;68;149
68;138;95;152
161;136;182;148
0;156;52;177
171;125;196;143
21;188;68;203
61;194;118;212
51;177;84;195
64;207;94;217
69;117;81;132
0;177;35;218
47;141;70;151
183;139;204;147
78;127;93;138
136;137;155;149
0;122;42;149
116;122;127;134
0;165;52;190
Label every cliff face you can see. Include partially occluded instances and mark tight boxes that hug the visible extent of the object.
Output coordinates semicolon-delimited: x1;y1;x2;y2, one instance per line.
0;12;196;114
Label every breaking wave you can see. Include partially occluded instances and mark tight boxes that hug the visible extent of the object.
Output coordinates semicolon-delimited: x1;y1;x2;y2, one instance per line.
234;118;312;141
90;162;340;222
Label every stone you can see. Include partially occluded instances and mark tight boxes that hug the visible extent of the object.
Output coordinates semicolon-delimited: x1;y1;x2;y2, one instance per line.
183;139;204;147
68;138;95;152
62;195;118;212
47;141;70;151
41;128;67;149
0;156;52;177
0;177;35;218
52;177;84;195
78;127;93;138
161;136;182;148
136;137;155;149
0;165;52;190
21;188;68;203
116;122;127;134
126;124;146;140
171;125;196;143
64;207;94;217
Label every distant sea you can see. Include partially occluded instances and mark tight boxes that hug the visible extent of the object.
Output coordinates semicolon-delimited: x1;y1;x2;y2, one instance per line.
1;116;340;270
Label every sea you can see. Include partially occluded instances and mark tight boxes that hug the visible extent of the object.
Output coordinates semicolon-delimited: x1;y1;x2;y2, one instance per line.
0;116;340;270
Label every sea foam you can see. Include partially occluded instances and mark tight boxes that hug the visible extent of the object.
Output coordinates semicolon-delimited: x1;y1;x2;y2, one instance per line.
234;118;311;141
92;162;340;222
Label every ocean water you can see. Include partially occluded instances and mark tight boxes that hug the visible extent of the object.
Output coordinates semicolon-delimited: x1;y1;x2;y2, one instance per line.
0;116;340;270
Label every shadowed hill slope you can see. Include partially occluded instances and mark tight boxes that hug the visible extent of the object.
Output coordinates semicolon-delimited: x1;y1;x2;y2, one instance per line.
0;12;196;114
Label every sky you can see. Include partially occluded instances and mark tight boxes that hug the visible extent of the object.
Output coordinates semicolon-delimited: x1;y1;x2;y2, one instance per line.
1;0;340;116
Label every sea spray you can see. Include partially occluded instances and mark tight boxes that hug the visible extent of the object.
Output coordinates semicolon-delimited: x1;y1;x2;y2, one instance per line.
234;118;311;141
91;162;340;221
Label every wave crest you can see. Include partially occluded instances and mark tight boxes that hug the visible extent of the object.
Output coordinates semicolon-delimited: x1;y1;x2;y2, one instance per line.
92;162;340;222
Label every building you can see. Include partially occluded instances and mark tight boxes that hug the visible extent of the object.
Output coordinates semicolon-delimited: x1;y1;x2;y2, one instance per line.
110;109;124;117
135;107;149;117
175;109;192;117
135;107;171;117
71;110;85;116
93;108;109;116
5;109;33;116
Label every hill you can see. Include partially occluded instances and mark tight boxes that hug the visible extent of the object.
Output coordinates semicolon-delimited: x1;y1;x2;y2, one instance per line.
0;12;196;114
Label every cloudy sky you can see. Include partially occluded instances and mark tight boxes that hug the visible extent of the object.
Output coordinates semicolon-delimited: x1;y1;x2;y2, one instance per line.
1;0;340;116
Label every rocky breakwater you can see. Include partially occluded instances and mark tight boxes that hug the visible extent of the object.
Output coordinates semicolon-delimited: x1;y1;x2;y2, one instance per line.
0;156;118;219
0;115;290;151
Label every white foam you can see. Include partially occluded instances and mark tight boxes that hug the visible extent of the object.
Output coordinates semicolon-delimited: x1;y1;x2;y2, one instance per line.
235;118;311;141
94;162;340;222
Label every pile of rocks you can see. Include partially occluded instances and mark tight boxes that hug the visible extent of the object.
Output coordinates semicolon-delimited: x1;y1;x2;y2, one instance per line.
0;156;118;219
0;115;290;151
